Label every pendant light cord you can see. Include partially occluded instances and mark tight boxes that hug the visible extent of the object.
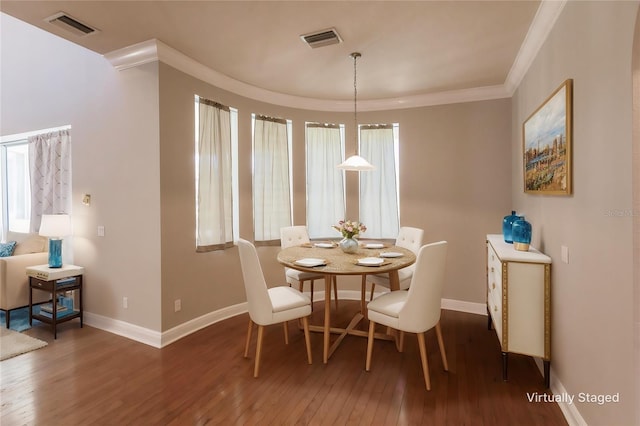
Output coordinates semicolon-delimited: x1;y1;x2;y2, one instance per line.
351;52;361;150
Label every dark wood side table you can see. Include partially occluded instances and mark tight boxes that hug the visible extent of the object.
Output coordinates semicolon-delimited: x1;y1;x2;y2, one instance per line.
27;264;84;339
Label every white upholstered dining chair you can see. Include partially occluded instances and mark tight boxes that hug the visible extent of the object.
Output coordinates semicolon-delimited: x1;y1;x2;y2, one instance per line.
365;241;449;390
361;226;424;312
237;238;313;378
280;226;338;310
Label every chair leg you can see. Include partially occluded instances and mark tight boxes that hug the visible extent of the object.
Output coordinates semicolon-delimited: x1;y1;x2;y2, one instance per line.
365;320;376;371
435;321;449;371
283;321;289;345
395;331;405;352
244;319;253;358
333;276;339;310
310;280;315;310
302;316;312;364
370;283;376;301
254;325;265;378
417;332;431;390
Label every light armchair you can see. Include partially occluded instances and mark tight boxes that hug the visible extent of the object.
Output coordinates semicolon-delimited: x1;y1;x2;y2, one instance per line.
238;238;313;378
365;241;449;391
280;226;338;310
361;226;424;313
1;232;50;327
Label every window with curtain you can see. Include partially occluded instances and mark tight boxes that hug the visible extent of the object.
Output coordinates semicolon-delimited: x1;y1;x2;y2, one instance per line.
252;114;292;244
305;123;345;239
195;96;236;251
359;124;400;239
1;126;72;239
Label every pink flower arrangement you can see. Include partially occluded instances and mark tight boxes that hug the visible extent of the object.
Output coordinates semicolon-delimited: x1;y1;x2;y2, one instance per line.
332;220;367;239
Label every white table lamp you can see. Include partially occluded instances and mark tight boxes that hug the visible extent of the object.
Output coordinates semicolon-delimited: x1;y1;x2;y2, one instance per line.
39;214;71;268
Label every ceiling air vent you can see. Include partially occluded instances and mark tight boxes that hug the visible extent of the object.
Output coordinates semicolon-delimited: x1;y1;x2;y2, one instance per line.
300;28;342;49
45;12;98;37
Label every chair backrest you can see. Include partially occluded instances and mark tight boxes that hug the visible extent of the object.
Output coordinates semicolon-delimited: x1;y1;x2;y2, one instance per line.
237;238;273;325
398;241;448;333
280;226;311;249
396;226;424;254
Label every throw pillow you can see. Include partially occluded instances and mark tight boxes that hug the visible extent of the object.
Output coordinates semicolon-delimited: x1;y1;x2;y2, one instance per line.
0;241;17;257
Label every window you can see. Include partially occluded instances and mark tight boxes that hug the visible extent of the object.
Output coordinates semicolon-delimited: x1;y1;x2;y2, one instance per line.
0;140;31;238
305;123;345;239
1;125;72;240
195;96;238;251
359;124;400;239
252;114;292;244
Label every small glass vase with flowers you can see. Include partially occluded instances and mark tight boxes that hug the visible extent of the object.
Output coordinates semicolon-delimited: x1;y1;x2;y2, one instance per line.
332;220;366;253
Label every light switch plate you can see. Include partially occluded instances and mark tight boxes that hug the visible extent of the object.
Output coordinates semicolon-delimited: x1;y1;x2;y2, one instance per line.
561;245;569;264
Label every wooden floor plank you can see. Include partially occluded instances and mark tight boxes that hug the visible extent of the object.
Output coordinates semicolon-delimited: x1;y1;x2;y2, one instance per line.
1;301;568;425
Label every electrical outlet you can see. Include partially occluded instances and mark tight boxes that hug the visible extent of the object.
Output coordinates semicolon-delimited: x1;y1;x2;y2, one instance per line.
174;299;181;312
97;225;105;237
123;296;128;309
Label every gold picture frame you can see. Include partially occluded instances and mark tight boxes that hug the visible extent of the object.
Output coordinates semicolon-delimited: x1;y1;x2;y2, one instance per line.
523;79;573;195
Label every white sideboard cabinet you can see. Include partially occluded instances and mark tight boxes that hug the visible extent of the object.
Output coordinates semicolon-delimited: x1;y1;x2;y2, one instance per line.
486;234;552;388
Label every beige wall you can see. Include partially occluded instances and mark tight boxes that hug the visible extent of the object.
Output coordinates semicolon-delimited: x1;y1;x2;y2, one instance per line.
512;2;638;425
633;6;640;425
0;13;163;332
158;62;512;329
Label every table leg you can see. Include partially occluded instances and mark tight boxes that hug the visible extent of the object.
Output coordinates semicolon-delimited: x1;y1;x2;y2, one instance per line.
323;274;332;364
388;270;400;292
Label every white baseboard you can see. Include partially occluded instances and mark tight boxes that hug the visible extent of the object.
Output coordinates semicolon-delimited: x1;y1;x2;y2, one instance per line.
533;359;587;426
84;311;163;348
83;292;486;348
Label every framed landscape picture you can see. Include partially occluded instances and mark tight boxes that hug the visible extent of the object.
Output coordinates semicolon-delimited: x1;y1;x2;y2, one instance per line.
523;79;573;195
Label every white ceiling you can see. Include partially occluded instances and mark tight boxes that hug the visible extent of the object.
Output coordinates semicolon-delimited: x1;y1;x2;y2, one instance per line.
0;1;565;110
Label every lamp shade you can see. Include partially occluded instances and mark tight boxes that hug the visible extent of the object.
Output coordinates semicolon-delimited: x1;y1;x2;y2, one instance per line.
337;154;375;171
39;214;71;238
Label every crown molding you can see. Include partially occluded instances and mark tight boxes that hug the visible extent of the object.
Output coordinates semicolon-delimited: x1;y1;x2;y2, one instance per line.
103;39;159;70
103;0;564;111
504;0;567;95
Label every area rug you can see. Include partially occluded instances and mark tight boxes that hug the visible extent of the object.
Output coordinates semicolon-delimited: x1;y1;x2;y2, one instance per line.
0;307;32;332
0;327;47;361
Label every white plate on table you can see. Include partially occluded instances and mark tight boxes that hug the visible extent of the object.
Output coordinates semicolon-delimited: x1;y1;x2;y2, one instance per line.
295;258;326;267
364;243;384;249
357;257;385;266
314;242;335;248
380;251;403;258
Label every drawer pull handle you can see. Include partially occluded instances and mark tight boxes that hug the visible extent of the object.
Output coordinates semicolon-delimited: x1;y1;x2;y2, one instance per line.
492;282;496;290
491;267;495;272
494;306;498;312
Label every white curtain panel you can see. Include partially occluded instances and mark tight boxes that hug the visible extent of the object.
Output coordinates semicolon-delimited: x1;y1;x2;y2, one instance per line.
305;125;345;239
197;99;233;251
359;126;399;239
253;117;292;242
28;129;71;232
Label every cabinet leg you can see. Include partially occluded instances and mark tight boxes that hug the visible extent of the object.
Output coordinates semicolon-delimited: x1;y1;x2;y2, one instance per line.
544;360;550;388
502;352;508;381
487;305;492;330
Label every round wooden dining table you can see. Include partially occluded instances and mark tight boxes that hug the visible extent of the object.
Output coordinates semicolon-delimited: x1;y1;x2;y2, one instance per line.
277;243;416;363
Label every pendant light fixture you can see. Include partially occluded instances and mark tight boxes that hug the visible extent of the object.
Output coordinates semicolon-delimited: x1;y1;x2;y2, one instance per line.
337;52;374;171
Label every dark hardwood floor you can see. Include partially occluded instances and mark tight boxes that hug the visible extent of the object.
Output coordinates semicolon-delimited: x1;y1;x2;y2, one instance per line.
1;301;567;425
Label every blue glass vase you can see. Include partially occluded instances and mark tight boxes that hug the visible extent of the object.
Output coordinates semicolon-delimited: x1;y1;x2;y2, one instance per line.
512;218;532;251
502;211;521;244
48;238;63;268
